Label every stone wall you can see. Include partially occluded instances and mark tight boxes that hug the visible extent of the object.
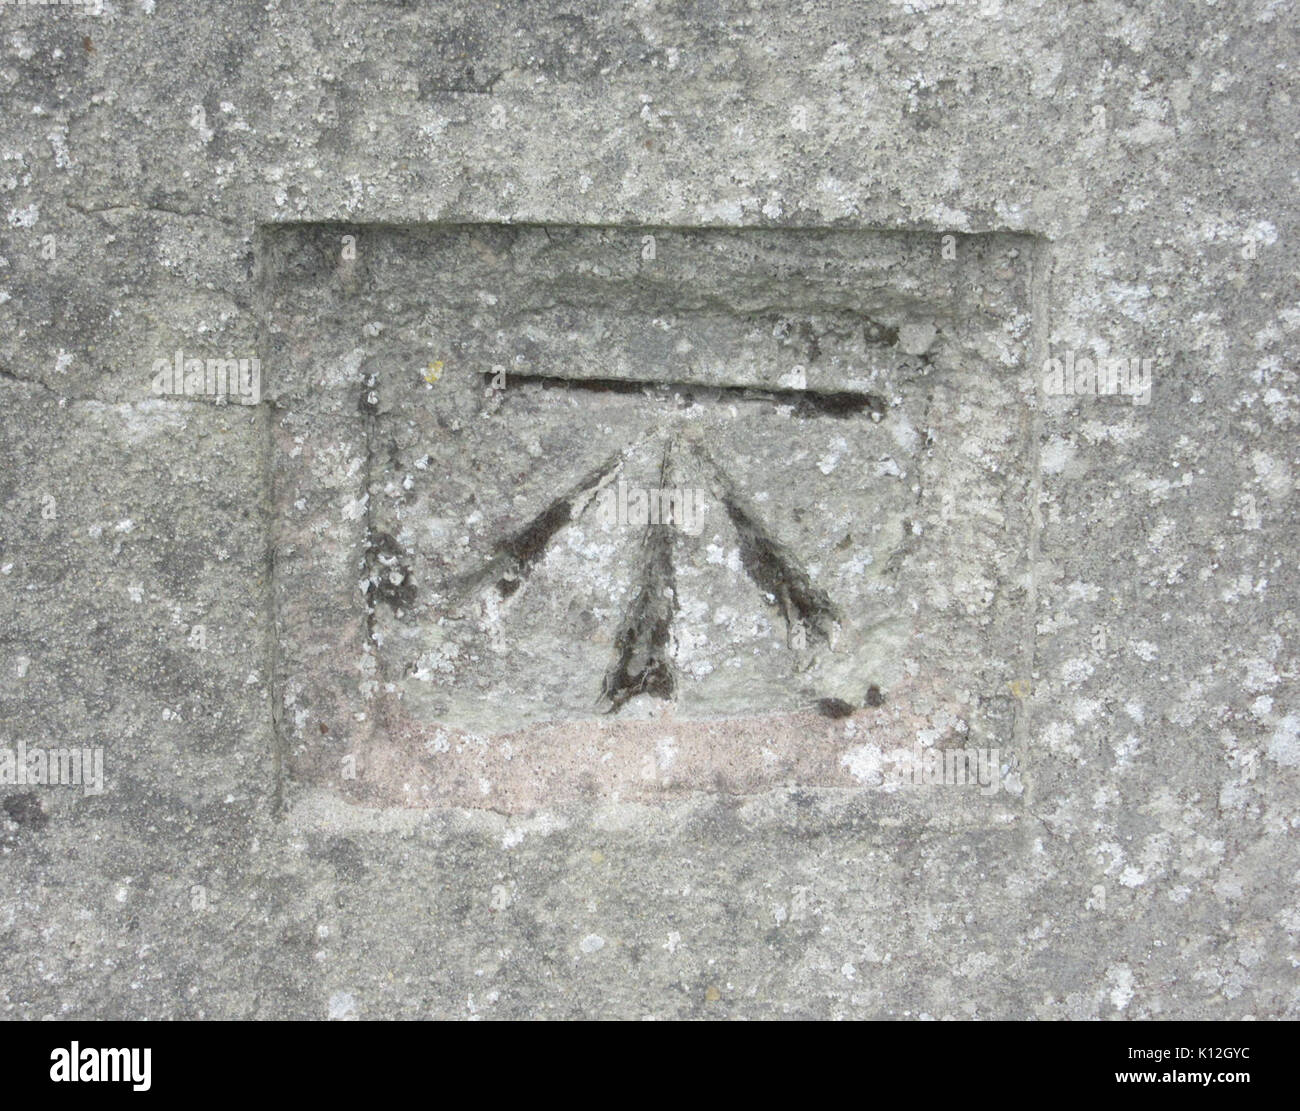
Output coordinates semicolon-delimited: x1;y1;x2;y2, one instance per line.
0;0;1296;1018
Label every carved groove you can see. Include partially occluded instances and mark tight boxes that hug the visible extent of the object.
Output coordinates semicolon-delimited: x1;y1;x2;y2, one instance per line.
601;443;680;712
483;370;886;419
693;444;841;645
459;453;623;599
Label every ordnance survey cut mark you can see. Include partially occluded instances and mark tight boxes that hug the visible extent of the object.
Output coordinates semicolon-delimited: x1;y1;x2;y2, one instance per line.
456;372;877;713
263;223;1036;810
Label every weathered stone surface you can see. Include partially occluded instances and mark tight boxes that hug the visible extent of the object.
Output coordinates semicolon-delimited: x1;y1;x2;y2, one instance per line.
0;0;1296;1019
265;225;1033;812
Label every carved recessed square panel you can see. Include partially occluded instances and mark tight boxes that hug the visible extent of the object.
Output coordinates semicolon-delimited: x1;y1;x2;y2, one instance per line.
261;225;1037;814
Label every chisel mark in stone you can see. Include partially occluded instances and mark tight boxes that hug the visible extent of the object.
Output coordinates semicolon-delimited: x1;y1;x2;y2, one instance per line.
601;442;681;712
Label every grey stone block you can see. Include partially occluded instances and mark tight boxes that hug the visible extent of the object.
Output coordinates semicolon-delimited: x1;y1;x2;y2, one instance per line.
0;0;1295;1020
